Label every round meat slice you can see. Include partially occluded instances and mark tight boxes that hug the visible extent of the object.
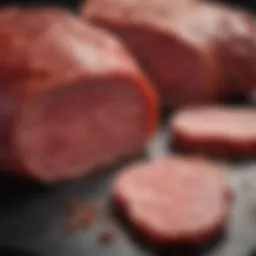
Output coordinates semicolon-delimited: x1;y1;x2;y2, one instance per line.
112;156;231;244
171;107;256;158
0;7;158;182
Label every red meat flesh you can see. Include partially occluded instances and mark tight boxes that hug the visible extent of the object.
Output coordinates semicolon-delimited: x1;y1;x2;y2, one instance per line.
171;107;256;158
112;156;231;244
15;79;148;182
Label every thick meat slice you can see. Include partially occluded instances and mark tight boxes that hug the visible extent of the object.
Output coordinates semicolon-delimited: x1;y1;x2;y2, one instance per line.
83;1;256;105
0;8;158;182
171;107;256;158
112;156;231;244
83;0;222;107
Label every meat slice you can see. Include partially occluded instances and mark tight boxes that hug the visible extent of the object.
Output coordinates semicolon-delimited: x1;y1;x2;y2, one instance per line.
83;0;222;107
83;1;256;106
0;7;158;182
112;156;231;244
171;107;256;158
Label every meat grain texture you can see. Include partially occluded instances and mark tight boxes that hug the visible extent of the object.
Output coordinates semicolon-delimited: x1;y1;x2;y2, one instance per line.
171;107;256;158
0;7;158;182
112;156;232;244
83;0;256;106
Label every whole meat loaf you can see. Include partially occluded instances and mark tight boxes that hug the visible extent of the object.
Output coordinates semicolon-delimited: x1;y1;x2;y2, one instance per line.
112;156;232;244
0;7;158;182
83;0;256;106
170;107;256;158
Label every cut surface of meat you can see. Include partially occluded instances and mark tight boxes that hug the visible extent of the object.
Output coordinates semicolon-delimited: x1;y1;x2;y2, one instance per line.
0;7;158;182
112;156;231;244
171;107;256;157
83;0;256;105
16;79;149;181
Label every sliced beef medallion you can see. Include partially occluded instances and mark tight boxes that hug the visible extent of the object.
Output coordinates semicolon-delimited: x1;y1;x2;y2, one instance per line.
0;7;158;182
171;107;256;158
83;0;256;106
112;156;232;244
83;0;222;107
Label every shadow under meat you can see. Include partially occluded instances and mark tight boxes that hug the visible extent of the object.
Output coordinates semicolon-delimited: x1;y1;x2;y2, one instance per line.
0;247;41;256
170;137;256;163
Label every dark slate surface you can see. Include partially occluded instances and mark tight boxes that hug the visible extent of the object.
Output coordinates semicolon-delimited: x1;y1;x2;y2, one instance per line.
0;1;255;256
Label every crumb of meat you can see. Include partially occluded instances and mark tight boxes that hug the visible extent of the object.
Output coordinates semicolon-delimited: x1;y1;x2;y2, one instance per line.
98;230;115;245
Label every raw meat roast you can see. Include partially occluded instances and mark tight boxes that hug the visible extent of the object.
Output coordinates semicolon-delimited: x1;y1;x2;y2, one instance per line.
0;7;158;182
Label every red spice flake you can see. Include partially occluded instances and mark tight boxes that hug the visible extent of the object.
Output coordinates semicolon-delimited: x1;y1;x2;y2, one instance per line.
66;199;83;234
66;200;99;234
82;204;98;227
98;230;115;245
